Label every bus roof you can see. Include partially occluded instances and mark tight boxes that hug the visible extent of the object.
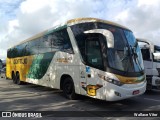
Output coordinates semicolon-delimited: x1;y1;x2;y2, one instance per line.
9;17;130;49
67;18;130;30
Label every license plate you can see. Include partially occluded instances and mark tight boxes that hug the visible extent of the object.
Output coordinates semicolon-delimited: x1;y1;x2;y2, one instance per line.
133;90;140;95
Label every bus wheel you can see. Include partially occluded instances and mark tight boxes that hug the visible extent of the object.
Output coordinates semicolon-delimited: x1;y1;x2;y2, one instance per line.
62;77;76;100
16;73;22;85
12;73;17;84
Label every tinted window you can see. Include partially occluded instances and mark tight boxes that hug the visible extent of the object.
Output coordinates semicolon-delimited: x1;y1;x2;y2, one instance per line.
154;45;160;53
7;49;11;58
86;35;103;69
7;28;73;58
16;43;29;57
15;45;21;57
7;43;29;58
28;39;39;54
75;33;106;70
98;23;127;50
49;29;73;53
141;49;150;60
71;22;127;50
12;47;18;58
9;48;14;58
22;42;30;56
75;33;86;61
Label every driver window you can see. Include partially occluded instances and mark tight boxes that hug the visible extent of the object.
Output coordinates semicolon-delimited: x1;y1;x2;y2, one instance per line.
86;34;103;69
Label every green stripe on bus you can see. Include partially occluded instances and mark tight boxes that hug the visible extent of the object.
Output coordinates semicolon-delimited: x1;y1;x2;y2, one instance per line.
27;52;55;79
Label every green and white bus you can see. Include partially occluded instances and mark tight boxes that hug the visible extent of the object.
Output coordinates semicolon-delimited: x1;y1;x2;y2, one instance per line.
6;18;146;101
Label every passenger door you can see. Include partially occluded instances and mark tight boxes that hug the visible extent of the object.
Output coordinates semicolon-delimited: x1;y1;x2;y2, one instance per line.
82;34;105;96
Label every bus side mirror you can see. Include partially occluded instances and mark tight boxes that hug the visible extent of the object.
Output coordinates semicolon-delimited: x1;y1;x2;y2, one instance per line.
84;29;114;48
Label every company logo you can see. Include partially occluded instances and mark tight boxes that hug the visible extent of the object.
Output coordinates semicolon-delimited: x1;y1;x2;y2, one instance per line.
13;58;27;64
2;112;11;117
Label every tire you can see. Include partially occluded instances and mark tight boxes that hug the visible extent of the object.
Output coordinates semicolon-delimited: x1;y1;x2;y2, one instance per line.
16;73;22;85
62;77;77;100
12;73;17;84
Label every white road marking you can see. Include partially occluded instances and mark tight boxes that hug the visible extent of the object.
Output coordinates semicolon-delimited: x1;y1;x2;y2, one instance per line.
144;98;160;102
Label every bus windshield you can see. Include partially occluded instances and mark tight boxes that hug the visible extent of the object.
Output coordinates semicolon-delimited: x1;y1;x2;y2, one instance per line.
108;30;144;72
71;22;144;73
155;45;160;53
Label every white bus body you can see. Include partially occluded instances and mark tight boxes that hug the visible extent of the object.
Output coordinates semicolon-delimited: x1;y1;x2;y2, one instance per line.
137;38;160;90
6;18;146;101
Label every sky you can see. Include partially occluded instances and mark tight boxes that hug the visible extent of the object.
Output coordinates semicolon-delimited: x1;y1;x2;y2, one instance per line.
0;0;160;59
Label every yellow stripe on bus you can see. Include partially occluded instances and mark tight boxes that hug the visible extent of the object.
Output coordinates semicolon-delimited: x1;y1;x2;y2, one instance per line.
6;56;34;82
115;74;145;84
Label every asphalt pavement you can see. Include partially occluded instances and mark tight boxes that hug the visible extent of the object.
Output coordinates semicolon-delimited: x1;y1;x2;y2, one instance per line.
0;78;159;120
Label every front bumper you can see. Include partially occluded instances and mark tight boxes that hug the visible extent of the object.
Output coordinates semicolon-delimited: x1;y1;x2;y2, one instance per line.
103;81;146;101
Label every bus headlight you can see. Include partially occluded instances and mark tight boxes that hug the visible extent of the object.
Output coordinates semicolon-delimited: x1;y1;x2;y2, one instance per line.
98;74;123;86
106;77;124;86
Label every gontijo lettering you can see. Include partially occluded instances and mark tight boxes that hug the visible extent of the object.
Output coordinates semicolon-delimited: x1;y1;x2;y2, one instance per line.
13;58;27;64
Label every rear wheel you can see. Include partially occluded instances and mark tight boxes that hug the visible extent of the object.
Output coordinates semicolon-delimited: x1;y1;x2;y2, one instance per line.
16;73;22;85
62;77;77;100
12;73;17;84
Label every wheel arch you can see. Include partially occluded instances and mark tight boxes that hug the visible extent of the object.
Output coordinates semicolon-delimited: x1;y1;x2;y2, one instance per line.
11;71;15;79
60;74;73;90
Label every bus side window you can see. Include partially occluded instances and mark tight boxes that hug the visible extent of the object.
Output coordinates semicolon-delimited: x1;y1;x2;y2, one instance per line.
10;48;14;58
22;42;30;56
7;49;12;58
141;49;150;60
17;42;29;57
39;36;51;54
12;47;18;58
61;29;74;54
49;29;74;54
74;33;86;62
30;39;39;54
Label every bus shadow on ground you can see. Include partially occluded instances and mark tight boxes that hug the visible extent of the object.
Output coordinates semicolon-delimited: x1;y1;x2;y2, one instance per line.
2;79;159;113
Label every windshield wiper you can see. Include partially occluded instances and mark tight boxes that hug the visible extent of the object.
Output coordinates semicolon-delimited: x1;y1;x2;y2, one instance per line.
120;47;132;74
131;43;143;71
121;43;143;72
121;47;129;62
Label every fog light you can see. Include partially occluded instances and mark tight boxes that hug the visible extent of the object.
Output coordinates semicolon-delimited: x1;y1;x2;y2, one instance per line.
114;91;121;97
